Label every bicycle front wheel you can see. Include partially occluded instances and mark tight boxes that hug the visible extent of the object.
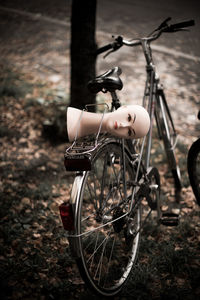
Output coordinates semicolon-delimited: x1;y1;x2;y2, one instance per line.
187;138;200;204
75;141;140;297
156;91;182;190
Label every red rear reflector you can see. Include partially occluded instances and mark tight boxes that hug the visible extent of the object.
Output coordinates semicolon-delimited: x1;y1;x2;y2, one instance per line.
59;202;74;231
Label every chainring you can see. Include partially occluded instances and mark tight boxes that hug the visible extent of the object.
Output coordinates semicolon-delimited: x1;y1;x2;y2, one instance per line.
146;167;160;210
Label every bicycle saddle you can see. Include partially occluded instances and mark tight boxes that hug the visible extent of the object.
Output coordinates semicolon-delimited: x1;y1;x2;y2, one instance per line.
87;67;123;93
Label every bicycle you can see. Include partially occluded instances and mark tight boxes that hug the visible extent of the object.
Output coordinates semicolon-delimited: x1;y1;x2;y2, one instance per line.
59;18;195;297
187;110;200;204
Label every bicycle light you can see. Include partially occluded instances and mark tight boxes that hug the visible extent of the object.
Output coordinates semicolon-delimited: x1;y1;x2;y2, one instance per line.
59;202;74;231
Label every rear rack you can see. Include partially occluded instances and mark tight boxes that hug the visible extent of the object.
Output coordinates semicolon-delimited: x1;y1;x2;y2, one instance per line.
64;103;109;171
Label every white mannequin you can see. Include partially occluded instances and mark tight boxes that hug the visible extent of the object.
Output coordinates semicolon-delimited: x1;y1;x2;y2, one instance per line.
67;105;150;142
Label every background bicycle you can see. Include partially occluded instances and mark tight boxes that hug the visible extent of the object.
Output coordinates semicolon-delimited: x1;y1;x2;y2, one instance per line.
187;110;200;204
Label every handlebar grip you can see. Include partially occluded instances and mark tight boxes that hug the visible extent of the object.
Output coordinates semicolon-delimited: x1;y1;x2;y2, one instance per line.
170;19;195;30
96;44;113;55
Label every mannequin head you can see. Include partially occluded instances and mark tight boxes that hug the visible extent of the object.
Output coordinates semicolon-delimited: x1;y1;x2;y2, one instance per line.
66;105;150;142
104;105;150;139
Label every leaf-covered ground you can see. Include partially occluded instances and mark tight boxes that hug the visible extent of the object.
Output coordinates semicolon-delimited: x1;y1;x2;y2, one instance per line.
0;61;200;300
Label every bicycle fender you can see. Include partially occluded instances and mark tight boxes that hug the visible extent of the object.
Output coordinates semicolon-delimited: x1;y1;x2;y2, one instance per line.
70;174;84;205
69;173;85;258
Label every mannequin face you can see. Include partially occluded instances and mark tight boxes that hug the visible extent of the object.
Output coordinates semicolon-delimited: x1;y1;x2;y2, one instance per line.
105;105;150;139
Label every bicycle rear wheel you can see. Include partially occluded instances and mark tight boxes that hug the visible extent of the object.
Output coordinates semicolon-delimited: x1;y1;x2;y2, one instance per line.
75;141;140;297
155;91;182;190
187;138;200;205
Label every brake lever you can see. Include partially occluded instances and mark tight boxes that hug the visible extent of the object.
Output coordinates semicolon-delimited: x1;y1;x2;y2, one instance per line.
148;17;172;36
157;17;172;30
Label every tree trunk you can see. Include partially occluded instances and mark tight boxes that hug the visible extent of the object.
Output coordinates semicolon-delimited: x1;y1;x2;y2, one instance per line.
70;0;97;110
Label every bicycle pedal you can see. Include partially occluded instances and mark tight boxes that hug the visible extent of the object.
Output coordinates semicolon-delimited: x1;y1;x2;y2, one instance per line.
159;212;179;226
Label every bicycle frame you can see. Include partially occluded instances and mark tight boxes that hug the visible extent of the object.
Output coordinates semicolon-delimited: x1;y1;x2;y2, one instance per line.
141;40;160;170
65;37;176;242
62;17;190;245
95;40;161;222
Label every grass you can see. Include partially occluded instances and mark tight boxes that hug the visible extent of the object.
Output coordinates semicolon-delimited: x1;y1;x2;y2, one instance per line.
120;214;200;300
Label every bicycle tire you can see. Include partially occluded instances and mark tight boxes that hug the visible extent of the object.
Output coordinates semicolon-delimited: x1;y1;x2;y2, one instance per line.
155;91;182;190
187;138;200;204
75;141;141;297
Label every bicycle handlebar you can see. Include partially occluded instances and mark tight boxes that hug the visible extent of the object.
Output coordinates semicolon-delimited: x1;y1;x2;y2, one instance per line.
96;18;195;56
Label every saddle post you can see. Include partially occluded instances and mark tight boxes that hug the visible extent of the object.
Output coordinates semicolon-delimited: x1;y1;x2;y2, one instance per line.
111;91;121;111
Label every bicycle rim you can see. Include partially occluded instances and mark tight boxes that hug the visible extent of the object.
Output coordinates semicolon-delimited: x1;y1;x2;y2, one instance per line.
76;142;140;296
156;93;182;190
187;138;200;204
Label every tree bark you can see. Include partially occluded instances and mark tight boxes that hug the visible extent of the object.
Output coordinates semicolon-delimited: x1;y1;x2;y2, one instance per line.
70;0;97;110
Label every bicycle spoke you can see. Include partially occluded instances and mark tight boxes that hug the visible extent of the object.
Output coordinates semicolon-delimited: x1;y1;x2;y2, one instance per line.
86;230;111;265
95;233;111;282
102;234;116;287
